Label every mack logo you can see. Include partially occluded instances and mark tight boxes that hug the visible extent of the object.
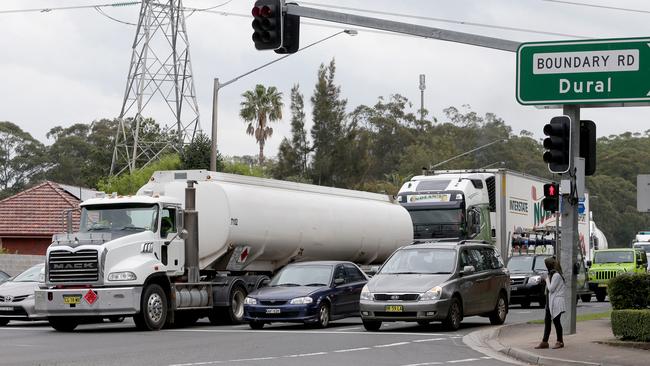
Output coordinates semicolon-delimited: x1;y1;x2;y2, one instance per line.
50;262;97;270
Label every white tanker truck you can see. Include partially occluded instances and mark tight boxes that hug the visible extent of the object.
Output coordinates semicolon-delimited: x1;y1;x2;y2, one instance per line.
35;170;413;331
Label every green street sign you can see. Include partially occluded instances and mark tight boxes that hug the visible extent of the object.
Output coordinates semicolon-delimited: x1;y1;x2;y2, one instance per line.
517;37;650;105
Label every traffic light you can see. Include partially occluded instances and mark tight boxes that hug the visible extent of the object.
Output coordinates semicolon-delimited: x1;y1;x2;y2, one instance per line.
275;12;300;54
252;0;283;50
543;182;559;213
543;116;571;174
580;120;596;176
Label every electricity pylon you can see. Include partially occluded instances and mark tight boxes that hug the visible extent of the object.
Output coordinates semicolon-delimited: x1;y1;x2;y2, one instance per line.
111;0;200;175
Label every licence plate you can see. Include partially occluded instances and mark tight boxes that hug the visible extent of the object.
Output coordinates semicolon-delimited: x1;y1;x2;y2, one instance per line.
385;305;403;312
598;283;608;288
0;306;13;311
266;308;281;314
63;295;82;305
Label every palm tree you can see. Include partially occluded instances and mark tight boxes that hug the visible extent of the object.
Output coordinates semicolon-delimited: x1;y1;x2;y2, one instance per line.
239;85;283;164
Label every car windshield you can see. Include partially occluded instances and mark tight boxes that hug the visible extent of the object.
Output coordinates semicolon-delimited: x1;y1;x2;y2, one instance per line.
633;243;650;253
13;264;44;282
380;248;456;274
269;265;333;287
80;204;158;233
594;251;634;264
507;256;534;272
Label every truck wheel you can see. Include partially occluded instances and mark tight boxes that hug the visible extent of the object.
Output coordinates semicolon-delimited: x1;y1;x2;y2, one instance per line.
49;317;78;332
209;284;248;325
489;293;508;325
580;294;592;303
362;320;382;331
249;321;265;330
442;297;462;331
0;319;9;326
134;284;167;331
315;303;330;328
595;289;606;302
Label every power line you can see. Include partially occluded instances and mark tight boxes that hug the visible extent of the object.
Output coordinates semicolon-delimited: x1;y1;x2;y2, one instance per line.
0;1;139;14
298;1;587;38
541;0;650;15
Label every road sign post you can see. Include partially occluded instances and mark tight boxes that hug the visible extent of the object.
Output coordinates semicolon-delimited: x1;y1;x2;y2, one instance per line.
517;37;650;106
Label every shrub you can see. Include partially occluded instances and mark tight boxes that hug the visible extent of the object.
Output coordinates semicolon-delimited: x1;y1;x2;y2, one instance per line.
611;309;650;341
608;273;650;310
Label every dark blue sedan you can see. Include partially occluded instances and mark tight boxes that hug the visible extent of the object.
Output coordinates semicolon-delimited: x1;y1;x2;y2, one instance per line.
243;261;368;329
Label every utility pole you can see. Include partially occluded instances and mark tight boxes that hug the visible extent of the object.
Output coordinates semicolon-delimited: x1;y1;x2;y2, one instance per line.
419;74;426;123
560;105;581;335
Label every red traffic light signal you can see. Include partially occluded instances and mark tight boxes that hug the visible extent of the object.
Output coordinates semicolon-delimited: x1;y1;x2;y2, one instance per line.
252;0;283;50
542;182;559;213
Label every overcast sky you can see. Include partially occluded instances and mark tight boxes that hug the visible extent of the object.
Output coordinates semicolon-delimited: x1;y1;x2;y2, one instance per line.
2;0;650;160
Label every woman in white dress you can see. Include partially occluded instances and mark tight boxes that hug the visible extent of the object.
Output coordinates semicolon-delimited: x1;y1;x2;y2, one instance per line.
535;256;566;349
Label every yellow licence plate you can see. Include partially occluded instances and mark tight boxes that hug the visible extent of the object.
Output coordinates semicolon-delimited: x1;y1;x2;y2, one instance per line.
63;295;82;305
385;305;403;312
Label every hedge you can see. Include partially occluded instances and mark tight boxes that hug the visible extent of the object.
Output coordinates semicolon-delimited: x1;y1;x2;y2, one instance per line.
607;273;650;310
611;309;650;341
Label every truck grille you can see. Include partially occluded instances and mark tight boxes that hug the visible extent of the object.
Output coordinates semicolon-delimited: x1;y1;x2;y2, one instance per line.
591;270;619;281
48;249;99;283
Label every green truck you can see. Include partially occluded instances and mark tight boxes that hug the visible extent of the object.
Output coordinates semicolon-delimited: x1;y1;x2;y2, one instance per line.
587;248;649;302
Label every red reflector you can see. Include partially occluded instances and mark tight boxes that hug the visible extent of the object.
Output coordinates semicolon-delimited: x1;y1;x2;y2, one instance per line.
84;289;98;305
251;6;260;17
260;5;272;17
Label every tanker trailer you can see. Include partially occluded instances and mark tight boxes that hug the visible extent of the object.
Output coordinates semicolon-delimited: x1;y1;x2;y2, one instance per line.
35;170;413;331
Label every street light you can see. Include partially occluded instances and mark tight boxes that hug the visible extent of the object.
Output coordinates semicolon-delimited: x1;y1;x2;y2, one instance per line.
210;29;358;171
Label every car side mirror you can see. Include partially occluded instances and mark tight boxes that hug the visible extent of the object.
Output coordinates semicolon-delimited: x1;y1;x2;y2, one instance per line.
586;260;592;268
461;265;475;275
334;278;345;286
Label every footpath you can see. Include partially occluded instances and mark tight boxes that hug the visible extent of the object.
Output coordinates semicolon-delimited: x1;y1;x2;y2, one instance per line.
488;318;648;366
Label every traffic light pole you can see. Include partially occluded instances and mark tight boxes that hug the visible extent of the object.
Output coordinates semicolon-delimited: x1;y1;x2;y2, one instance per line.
560;104;581;335
284;3;520;52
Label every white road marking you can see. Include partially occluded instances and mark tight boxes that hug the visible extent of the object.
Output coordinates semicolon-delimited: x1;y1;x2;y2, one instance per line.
401;362;443;366
480;357;492;359
335;326;363;331
333;347;371;353
165;328;454;337
447;358;479;363
284;352;328;357
412;337;447;342
374;341;411;348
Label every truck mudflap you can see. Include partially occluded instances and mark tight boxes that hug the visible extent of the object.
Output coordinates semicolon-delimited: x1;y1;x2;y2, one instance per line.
34;287;142;317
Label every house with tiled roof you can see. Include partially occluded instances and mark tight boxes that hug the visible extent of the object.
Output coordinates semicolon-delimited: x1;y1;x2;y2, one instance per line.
0;181;96;255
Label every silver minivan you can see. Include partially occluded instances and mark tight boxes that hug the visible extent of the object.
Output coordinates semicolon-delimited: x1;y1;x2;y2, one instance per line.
359;241;509;331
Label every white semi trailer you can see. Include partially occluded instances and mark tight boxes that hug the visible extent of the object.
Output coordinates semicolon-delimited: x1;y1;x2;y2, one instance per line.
35;170;413;331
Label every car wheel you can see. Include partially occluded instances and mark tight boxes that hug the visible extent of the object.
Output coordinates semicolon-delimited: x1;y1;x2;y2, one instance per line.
134;284;167;331
316;303;330;328
442;297;462;331
0;318;9;326
108;316;125;323
362;320;382;331
489;293;508;325
249;321;265;330
49;317;78;332
595;289;606;302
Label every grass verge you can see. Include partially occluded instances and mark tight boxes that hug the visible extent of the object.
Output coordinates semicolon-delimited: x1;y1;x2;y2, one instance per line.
527;310;611;324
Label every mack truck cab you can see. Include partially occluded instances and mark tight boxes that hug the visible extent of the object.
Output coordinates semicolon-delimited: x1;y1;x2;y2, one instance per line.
397;172;494;243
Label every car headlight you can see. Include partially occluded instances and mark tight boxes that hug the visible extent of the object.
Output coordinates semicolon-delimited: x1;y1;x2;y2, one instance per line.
107;271;137;281
419;286;442;301
289;296;313;305
360;284;373;301
528;275;542;285
244;297;257;305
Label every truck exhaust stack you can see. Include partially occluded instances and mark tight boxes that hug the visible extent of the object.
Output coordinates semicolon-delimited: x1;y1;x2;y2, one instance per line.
184;180;200;283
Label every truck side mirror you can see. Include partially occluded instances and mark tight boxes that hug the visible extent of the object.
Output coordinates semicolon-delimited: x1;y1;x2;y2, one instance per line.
176;209;184;232
179;229;189;240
